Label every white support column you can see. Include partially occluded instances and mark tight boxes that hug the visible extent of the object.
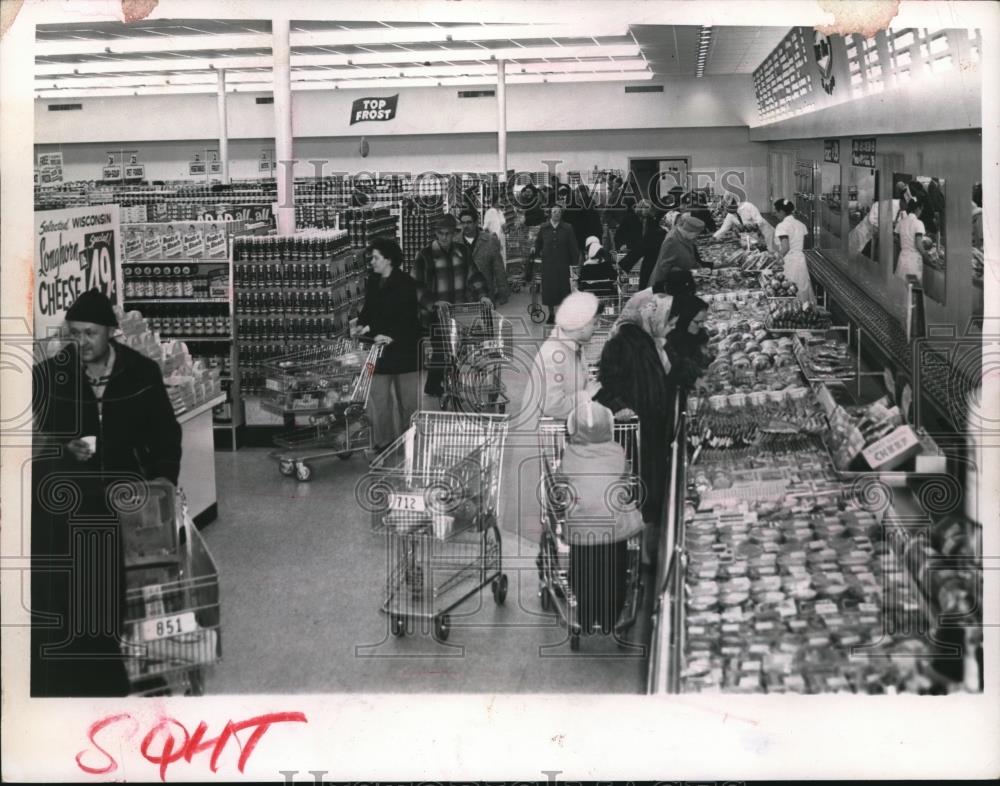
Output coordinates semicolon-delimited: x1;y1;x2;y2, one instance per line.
273;18;295;235
496;58;507;177
216;69;230;184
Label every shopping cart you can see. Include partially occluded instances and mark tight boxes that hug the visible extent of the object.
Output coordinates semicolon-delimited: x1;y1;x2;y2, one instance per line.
263;336;383;481
435;302;512;414
580;327;613;383
536;415;643;651
367;412;508;641
120;488;221;696
526;267;546;324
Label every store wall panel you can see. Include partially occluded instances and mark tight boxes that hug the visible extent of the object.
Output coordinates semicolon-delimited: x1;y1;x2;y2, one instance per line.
35;75;757;144
767;130;981;333
749;69;981;141
37;126;769;205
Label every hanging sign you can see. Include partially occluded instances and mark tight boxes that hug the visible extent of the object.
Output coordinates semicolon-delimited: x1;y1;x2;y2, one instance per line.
37;152;64;185
851;137;877;168
823;139;840;164
259;150;275;173
189;153;206;176
350;95;399;124
34;205;123;342
196;203;276;229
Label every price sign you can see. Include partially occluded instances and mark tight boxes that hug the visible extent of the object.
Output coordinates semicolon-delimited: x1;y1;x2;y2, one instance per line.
389;493;426;512
141;611;197;641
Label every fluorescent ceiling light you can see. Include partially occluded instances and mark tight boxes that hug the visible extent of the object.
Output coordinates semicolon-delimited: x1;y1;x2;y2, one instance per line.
35;69;654;98
35;24;631;58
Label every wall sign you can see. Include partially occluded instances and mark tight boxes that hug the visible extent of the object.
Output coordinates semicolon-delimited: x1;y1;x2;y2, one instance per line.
851;137;877;168
350;95;398;125
823;139;840;164
37;152;64;185
34;205;123;344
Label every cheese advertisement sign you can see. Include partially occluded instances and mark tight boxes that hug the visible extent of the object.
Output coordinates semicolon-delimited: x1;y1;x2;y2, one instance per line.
34;205;123;342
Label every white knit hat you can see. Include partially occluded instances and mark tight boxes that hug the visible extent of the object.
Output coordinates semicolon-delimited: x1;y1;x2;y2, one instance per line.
585;237;602;258
555;291;599;331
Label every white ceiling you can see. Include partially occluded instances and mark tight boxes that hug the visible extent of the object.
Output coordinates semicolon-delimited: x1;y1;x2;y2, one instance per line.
34;20;791;97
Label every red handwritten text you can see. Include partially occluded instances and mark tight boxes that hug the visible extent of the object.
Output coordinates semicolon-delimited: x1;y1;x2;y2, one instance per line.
77;711;308;781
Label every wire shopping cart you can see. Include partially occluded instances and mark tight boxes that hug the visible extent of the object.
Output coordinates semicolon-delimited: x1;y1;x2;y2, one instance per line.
263;336;383;481
580;327;613;383
435;302;512;414
526;267;546;324
121;489;221;696
536;415;643;651
367;412;508;641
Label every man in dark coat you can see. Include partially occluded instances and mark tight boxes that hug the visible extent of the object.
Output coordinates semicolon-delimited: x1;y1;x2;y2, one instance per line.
649;214;709;288
31;288;182;697
619;199;667;290
613;198;643;254
532;204;578;324
459;206;510;306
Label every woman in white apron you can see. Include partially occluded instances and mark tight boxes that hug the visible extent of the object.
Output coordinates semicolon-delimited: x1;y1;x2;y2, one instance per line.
773;198;815;303
896;197;927;282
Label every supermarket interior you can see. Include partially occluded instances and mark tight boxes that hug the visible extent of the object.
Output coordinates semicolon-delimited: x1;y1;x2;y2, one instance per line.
19;2;994;700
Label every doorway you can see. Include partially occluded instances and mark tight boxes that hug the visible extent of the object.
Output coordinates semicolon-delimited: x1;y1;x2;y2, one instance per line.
628;156;689;202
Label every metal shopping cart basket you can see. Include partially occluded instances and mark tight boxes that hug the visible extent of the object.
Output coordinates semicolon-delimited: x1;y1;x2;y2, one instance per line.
435;302;512;414
580;326;613;383
536;415;643;651
367;412;508;641
121;493;221;696
263;336;383;482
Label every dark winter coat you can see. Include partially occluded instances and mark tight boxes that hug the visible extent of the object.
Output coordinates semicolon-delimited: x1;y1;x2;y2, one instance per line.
31;341;182;697
357;267;422;375
533;220;577;307
594;323;674;524
614;208;643;253
620;217;667;290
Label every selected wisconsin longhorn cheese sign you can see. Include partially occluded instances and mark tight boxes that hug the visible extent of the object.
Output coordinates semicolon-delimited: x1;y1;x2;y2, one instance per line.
350;94;399;125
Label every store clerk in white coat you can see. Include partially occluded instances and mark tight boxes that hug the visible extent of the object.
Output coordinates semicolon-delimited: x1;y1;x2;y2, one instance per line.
773;199;815;303
895;197;930;282
713;200;775;250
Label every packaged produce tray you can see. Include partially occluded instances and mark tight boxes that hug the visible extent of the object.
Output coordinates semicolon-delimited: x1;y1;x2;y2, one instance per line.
765;297;833;334
791;331;856;383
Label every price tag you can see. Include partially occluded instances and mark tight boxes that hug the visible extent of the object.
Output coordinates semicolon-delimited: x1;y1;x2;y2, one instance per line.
389;493;426;512
141;611;197;642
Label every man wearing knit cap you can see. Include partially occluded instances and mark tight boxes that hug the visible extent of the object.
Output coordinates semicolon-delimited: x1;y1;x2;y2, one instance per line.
520;290;601;423
31;288;182;697
648;213;710;288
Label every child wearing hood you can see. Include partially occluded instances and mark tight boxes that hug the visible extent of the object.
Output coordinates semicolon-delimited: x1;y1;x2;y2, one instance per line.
576;235;619;299
559;398;645;635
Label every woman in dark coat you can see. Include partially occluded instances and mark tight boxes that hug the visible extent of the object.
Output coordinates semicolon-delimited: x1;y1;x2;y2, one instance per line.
594;290;677;567
565;184;604;255
532;204;578;324
665;294;712;408
354;238;422;449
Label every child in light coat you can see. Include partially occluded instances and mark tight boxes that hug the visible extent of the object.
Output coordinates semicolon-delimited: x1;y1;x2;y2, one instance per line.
558;399;644;635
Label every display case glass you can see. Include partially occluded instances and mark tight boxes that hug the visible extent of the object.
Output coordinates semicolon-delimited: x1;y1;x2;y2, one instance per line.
820;160;843;249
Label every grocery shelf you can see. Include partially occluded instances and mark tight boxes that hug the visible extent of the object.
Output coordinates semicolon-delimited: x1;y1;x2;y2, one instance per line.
125;298;229;304
161;335;234;342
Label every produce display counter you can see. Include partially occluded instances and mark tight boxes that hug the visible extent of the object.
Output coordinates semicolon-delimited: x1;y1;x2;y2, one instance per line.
646;244;981;695
806;250;978;435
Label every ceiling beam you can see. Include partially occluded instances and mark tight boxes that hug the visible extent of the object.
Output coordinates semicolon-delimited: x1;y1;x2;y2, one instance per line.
34;69;655;98
37;59;650;89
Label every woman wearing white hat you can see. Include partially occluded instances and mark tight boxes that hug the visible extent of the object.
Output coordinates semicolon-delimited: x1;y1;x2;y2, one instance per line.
576;235;619;299
520;290;602;423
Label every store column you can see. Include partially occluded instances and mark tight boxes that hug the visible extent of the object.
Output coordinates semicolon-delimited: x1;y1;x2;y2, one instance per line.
272;18;295;234
216;69;230;185
496;58;507;175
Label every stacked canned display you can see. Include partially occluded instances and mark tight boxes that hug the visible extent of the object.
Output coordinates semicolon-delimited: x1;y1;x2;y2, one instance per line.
340;207;398;248
234;229;368;397
400;198;446;269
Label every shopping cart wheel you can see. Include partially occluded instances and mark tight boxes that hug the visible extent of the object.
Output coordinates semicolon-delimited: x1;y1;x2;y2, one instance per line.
529;305;547;324
295;462;312;482
492;574;508;606
434;614;451;642
539;585;552;612
390;615;405;637
337;451;354;460
279;459;295;476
